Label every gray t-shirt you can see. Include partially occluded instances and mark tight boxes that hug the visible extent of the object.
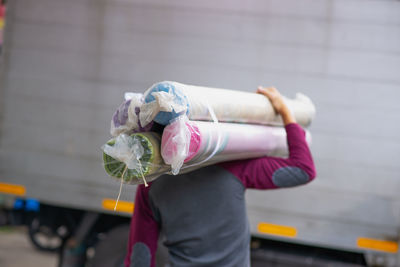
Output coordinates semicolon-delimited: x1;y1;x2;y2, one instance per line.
149;165;250;267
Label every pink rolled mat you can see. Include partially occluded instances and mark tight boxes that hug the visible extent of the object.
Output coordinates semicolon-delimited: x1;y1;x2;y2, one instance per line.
161;120;311;173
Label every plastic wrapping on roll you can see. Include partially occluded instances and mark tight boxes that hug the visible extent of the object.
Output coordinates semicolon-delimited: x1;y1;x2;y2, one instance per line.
102;132;169;184
110;93;153;137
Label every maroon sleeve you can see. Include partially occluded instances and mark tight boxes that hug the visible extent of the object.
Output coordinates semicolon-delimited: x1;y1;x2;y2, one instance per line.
219;123;316;189
125;184;159;267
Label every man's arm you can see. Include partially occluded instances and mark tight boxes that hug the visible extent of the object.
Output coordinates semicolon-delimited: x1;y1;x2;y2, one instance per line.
125;184;159;267
219;87;316;189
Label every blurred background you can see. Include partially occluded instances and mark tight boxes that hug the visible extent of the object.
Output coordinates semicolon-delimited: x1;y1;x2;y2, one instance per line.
0;0;400;266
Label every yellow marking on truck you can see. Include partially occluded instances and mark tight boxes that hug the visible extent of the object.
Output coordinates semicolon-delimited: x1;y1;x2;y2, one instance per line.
0;18;4;29
102;199;134;214
257;222;297;238
0;182;26;196
357;237;398;253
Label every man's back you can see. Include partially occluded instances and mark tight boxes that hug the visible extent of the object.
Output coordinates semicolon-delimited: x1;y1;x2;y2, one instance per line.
149;165;250;266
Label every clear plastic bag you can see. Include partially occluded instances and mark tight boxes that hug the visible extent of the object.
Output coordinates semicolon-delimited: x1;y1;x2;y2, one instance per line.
140;81;189;127
110;93;155;136
102;132;169;185
110;93;142;136
160;116;193;175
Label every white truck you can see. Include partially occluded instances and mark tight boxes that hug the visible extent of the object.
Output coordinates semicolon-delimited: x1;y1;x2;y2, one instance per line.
1;0;399;266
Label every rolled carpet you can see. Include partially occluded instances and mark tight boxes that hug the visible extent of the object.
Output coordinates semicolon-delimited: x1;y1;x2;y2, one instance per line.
102;132;168;184
161;119;312;174
140;81;315;128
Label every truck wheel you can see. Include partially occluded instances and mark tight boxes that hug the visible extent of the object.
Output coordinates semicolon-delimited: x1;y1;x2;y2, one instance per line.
89;224;130;267
28;217;68;252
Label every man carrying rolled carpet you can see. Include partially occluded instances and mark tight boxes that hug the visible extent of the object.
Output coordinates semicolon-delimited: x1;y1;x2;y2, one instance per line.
124;87;316;267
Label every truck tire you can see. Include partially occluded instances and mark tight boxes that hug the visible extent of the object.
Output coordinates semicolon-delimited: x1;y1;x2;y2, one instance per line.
28;217;67;252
